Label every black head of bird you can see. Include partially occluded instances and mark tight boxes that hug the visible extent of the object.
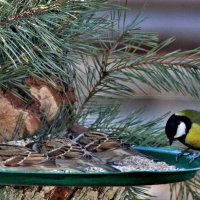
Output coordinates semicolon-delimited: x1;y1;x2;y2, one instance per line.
165;113;192;146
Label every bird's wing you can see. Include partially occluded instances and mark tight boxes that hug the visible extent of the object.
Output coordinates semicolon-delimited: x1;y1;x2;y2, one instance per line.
26;138;118;172
73;131;129;152
70;131;157;163
0;144;49;167
47;141;86;159
27;138;98;160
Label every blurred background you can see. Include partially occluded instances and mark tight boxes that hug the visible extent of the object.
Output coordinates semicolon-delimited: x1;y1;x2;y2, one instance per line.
116;0;200;50
114;0;200;199
113;0;200;120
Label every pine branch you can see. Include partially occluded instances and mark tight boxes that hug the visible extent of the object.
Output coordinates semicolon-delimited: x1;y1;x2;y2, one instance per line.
0;1;59;25
0;0;111;95
77;103;168;147
129;186;154;200
77;60;109;115
110;52;200;73
170;173;200;200
73;9;200;118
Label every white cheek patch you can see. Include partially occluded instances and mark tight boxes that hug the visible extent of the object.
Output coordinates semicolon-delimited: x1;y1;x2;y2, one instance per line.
174;122;186;138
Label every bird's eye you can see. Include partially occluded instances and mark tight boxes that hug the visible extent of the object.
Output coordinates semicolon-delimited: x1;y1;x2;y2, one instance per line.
68;133;74;140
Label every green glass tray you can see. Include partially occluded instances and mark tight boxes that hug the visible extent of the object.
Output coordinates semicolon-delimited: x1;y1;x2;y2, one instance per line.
0;146;199;186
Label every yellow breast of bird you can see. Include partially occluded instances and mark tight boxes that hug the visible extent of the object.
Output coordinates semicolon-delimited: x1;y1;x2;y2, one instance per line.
185;123;200;149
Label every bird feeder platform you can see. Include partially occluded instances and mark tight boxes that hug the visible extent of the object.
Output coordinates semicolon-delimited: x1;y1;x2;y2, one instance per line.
0;146;199;186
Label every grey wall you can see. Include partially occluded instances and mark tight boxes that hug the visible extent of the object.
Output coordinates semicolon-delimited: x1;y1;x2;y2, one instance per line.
115;0;200;50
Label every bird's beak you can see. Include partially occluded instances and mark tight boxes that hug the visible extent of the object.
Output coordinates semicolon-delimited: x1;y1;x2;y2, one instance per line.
169;139;173;145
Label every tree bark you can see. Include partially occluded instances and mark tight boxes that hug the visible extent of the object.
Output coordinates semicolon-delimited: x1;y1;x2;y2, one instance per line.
0;186;128;200
0;77;76;142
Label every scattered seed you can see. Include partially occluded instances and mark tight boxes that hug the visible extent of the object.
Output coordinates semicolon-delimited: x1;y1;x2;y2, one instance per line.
112;155;177;171
85;166;107;172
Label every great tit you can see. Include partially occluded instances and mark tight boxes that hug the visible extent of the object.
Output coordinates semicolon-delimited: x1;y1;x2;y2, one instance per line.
165;109;200;162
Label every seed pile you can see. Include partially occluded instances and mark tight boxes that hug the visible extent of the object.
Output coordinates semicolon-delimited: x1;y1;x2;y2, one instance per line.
112;155;177;172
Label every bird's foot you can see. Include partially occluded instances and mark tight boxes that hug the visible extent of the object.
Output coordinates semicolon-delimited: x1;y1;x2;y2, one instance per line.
189;153;200;164
176;148;192;161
